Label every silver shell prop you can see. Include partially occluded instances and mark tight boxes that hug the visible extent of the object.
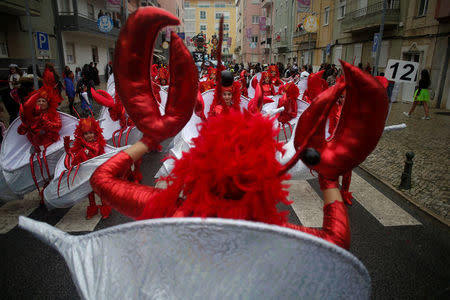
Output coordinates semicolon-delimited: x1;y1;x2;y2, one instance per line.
19;217;371;300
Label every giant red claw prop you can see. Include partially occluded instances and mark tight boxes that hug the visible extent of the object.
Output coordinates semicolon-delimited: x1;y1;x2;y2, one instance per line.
114;8;198;150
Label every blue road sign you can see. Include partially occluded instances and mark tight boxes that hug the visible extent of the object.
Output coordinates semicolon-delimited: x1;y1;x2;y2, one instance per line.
326;44;331;55
36;32;50;56
372;33;380;53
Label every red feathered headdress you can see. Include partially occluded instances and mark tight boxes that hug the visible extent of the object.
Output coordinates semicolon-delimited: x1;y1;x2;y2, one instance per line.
73;117;106;148
268;65;279;78
260;71;270;84
284;82;300;100
144;111;292;224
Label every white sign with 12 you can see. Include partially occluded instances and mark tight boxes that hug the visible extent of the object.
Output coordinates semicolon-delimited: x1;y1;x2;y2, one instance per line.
384;59;419;83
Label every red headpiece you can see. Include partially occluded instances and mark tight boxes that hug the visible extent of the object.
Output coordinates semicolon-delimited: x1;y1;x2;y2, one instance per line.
260;71;270;83
74;117;106;147
268;65;279;78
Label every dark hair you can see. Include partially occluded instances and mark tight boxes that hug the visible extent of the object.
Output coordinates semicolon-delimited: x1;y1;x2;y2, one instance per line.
420;69;431;88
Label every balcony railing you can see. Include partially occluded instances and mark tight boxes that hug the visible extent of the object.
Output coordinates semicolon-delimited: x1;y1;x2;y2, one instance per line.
342;0;400;33
0;0;41;16
262;0;273;9
59;12;120;38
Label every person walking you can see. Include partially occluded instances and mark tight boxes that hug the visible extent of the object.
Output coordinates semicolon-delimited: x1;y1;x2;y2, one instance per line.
403;69;431;120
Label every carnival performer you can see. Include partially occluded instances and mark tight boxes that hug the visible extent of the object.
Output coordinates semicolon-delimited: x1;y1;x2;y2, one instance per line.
268;65;284;86
239;70;249;97
17;66;63;201
302;70;328;103
91;8;389;251
277;82;299;140
260;71;276;96
63;117;111;219
208;70;241;117
157;66;169;86
199;67;217;93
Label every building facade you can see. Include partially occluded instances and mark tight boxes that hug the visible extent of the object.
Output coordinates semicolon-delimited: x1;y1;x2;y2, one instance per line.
237;0;264;64
272;0;297;66
0;0;58;76
184;0;237;61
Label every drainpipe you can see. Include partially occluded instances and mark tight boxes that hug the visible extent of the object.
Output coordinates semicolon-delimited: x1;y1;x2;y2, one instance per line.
51;0;65;74
436;37;449;108
25;0;38;89
374;0;387;76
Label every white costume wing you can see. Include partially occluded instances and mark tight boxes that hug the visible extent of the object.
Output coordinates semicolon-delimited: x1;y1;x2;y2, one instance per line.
247;72;262;99
43;145;129;209
0;165;20;201
0;113;79;196
19;217;371;300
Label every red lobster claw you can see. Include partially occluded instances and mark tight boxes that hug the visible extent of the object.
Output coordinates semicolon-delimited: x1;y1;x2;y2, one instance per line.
281;61;389;179
248;83;273;114
195;91;207;121
114;7;198;147
90;88;115;108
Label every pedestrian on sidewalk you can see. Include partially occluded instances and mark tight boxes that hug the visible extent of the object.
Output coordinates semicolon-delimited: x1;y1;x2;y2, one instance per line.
64;70;76;116
404;69;431;120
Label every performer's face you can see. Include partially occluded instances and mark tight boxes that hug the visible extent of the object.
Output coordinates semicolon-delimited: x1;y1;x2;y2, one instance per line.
160;79;167;85
271;71;277;77
37;98;48;110
263;76;270;84
84;131;96;142
223;90;233;106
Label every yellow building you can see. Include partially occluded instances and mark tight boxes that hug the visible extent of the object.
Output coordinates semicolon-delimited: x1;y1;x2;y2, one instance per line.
294;0;334;70
184;0;237;60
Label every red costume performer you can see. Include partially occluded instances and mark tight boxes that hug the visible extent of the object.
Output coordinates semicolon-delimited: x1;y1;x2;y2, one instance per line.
17;66;63;200
302;70;328;103
239;70;248;97
277;82;299;141
90;8;389;250
63;117;111;219
199;67;217;93
268;65;283;87
157;66;169;86
259;71;276;96
208;70;241;117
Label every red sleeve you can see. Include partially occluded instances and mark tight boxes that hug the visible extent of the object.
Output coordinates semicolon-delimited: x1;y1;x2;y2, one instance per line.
283;201;350;249
289;99;298;119
90;151;161;219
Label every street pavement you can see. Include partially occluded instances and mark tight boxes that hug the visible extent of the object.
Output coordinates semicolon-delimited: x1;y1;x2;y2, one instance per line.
1;138;449;299
362;101;450;225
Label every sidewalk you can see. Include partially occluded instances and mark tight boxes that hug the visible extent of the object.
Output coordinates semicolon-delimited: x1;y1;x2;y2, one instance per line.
361;101;450;225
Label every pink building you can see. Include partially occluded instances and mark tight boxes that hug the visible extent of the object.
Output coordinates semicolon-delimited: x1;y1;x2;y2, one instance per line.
158;0;184;34
236;0;274;64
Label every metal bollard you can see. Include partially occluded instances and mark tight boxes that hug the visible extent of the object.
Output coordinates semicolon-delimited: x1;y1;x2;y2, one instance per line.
399;151;414;190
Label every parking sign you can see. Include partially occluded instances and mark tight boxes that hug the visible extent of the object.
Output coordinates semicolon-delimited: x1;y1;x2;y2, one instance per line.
36;32;50;57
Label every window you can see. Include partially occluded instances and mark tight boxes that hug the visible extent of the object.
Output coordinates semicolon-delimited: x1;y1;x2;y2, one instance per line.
185;8;195;19
252;0;259;4
87;3;95;19
417;0;428;16
91;46;98;63
198;1;210;8
323;7;330;25
215;12;230;19
185;1;190;7
338;0;346;19
215;2;226;7
66;42;75;64
200;11;206;19
322;49;327;63
251;36;258;43
200;24;207;31
224;23;229;31
252;16;259;24
0;42;8;58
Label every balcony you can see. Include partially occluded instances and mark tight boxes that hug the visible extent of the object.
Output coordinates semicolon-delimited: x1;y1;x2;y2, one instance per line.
341;0;400;33
59;12;120;39
0;0;41;16
262;0;273;9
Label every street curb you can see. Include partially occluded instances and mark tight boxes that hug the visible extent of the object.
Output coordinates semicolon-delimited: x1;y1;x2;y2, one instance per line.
359;165;450;227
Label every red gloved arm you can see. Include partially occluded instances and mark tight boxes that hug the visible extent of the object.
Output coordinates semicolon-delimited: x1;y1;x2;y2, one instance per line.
90;151;161;219
283;201;350;249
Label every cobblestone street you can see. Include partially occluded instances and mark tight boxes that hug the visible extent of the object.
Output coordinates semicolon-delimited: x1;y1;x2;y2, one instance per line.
362;101;450;224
